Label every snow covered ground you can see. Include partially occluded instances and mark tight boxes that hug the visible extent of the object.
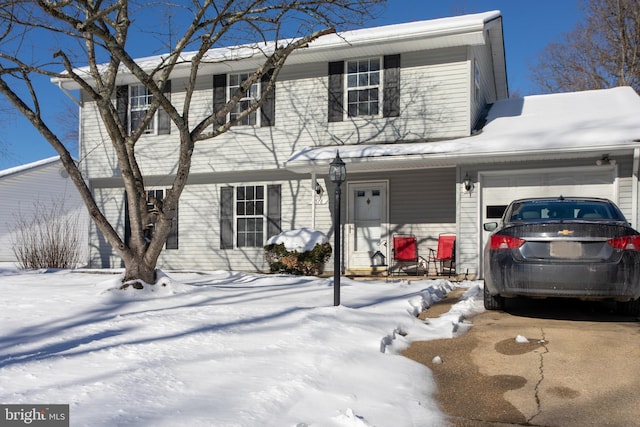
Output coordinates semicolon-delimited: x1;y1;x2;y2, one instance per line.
0;269;485;426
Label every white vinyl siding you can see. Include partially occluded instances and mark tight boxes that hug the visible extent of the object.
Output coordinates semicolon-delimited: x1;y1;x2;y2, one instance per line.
0;159;88;264
79;46;473;179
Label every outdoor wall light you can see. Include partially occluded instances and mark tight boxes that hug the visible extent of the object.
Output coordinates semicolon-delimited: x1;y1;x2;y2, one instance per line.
329;151;346;306
462;173;474;193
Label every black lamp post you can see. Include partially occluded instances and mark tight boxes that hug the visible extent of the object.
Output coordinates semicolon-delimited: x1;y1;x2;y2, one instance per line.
329;151;346;306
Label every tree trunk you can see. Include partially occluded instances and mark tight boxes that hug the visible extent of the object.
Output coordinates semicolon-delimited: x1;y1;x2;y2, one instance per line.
122;254;157;285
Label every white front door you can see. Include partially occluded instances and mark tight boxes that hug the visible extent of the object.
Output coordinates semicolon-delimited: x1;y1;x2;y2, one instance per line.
346;181;388;271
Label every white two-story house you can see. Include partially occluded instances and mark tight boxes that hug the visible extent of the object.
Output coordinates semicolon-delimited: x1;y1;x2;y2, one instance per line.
56;10;640;278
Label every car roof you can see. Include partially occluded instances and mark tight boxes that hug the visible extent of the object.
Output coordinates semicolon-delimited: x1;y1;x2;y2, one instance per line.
509;196;613;204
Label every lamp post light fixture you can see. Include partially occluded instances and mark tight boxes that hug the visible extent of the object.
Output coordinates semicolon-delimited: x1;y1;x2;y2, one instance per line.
329;151;346;306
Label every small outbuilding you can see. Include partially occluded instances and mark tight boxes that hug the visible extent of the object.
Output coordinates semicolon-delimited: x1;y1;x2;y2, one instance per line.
0;157;88;266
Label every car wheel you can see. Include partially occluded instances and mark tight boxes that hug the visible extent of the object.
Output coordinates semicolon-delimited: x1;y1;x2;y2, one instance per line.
483;283;505;310
616;298;640;316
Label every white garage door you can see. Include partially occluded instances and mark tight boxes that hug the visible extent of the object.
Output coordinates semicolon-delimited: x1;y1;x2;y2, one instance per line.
479;166;617;275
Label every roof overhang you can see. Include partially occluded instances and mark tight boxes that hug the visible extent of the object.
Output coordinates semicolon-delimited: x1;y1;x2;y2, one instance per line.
285;141;640;175
51;11;504;90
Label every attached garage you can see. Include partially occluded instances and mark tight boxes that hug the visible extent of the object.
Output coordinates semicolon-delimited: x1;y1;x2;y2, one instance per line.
480;165;618;225
476;165;619;276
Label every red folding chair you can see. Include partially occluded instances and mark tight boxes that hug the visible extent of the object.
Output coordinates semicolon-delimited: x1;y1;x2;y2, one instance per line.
428;234;456;277
390;235;426;276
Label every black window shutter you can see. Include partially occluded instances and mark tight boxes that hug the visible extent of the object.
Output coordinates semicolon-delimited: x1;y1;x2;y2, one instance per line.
260;71;276;127
158;80;171;135
383;54;400;118
266;184;282;239
328;61;344;122
213;74;227;127
166;203;179;249
220;186;234;249
124;191;130;245
116;85;129;134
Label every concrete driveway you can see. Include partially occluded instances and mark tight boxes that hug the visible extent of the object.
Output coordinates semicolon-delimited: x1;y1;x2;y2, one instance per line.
403;288;640;427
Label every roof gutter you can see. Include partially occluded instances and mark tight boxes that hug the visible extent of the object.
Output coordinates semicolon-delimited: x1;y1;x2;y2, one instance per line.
285;143;640;174
56;81;81;106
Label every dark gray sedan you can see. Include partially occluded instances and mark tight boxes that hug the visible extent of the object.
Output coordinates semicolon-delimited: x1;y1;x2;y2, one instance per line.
483;197;640;315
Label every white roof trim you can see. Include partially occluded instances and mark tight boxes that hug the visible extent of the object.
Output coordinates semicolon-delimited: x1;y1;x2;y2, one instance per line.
0;156;61;179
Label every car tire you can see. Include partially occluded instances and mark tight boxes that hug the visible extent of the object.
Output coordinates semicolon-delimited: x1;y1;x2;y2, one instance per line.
483;283;505;310
616;298;640;316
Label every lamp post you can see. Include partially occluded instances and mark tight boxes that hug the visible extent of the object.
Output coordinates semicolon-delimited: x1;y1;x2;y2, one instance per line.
329;151;346;306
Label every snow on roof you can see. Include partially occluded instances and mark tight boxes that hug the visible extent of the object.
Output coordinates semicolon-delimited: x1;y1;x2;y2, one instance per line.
286;87;640;172
309;10;500;49
52;11;502;88
0;156;61;180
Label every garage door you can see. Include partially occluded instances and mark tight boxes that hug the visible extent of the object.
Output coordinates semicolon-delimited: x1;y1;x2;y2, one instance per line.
479;166;617;275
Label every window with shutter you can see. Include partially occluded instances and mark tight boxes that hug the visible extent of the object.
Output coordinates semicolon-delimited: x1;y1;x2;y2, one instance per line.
123;190;179;249
219;184;281;249
328;55;401;121
117;81;172;136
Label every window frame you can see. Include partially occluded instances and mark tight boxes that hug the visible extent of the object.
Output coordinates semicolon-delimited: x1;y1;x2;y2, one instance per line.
129;84;157;135
345;57;382;118
228;73;260;126
220;184;281;250
235;185;266;248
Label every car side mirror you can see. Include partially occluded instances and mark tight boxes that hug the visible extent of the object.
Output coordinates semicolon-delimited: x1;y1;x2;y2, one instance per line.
483;222;498;232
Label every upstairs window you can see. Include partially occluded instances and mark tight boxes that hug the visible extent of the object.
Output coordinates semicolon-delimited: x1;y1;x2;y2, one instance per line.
229;73;259;126
347;58;380;117
116;82;171;136
213;72;276;128
130;85;155;134
328;55;399;122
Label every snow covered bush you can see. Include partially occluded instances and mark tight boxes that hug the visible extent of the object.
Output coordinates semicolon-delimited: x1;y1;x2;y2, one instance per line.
264;228;332;276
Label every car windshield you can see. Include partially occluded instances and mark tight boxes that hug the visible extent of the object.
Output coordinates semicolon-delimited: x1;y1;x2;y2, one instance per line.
509;200;620;221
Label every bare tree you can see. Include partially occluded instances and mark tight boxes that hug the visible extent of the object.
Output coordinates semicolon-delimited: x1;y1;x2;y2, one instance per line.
531;0;640;93
0;0;383;284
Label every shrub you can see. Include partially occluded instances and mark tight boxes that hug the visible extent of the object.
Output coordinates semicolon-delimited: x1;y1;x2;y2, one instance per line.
264;242;332;276
11;199;83;269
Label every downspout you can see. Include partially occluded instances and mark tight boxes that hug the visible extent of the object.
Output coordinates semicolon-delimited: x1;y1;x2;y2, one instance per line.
633;147;639;227
57;82;81;107
311;172;317;229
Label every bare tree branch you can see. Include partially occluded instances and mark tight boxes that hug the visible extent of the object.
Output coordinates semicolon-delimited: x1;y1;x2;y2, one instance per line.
531;0;640;93
0;0;384;284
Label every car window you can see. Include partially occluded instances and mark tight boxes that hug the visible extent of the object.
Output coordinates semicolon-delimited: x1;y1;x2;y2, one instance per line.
509;201;619;221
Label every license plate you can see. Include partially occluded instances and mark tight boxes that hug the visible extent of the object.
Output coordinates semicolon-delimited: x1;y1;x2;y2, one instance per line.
550;241;582;258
